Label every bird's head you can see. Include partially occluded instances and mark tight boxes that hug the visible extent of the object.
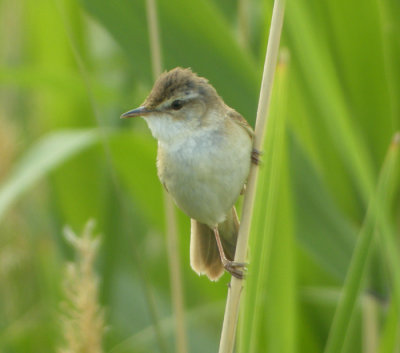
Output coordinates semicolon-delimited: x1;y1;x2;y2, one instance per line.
121;67;223;143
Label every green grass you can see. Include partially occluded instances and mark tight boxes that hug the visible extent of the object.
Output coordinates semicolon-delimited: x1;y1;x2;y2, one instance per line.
324;133;400;353
0;0;399;352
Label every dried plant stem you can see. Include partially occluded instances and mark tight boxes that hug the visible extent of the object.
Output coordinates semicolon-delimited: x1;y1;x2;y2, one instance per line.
146;1;188;352
164;195;187;353
238;0;249;48
362;295;379;353
218;1;286;352
146;0;162;78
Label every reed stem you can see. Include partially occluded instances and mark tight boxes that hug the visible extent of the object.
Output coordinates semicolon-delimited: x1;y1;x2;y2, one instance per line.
218;0;286;352
146;1;188;352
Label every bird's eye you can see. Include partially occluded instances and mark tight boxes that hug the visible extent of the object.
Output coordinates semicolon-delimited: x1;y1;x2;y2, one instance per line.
171;100;184;110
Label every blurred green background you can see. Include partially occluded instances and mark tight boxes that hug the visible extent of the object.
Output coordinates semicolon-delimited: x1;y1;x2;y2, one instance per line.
0;0;399;352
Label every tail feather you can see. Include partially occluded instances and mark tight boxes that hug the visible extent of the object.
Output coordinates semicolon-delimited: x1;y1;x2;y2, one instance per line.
190;207;239;281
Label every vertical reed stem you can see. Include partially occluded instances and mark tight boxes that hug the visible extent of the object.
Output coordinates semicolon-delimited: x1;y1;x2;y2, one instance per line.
238;0;249;48
218;0;285;352
146;0;162;78
146;1;188;352
362;294;378;353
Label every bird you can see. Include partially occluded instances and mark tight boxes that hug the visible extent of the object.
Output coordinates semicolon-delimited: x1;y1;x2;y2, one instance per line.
121;67;257;281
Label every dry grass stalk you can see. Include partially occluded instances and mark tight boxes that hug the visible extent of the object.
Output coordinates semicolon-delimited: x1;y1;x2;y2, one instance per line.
58;220;105;353
218;0;286;352
146;0;188;352
238;0;250;48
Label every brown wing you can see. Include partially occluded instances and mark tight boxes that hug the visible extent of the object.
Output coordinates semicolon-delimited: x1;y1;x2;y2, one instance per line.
227;109;254;139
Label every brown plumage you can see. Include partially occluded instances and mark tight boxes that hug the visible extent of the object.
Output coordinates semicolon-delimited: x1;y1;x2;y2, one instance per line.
122;67;254;281
144;67;217;108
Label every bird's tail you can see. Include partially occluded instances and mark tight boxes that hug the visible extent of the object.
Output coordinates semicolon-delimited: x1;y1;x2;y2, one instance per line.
190;207;239;281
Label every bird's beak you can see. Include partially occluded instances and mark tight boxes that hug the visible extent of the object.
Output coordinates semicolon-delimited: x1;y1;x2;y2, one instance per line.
120;106;153;119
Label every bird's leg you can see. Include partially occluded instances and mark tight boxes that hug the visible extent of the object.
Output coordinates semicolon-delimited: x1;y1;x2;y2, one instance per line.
251;148;262;165
213;227;247;279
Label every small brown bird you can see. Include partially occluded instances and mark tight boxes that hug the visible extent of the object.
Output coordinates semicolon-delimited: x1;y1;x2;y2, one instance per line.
121;67;256;281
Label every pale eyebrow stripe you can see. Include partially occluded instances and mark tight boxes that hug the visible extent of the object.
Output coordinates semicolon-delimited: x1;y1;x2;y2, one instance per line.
161;92;199;108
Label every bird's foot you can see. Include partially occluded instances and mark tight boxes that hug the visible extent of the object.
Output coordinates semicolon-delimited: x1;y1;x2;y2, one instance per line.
222;259;248;279
251;148;262;165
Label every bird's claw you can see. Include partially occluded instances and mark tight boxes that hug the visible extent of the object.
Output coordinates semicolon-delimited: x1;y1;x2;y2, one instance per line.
223;260;248;279
251;148;262;165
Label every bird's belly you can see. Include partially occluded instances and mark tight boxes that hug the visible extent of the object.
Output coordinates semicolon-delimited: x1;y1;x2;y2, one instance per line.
157;130;251;227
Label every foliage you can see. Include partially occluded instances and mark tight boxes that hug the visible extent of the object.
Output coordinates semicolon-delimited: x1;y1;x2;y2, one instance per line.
0;0;399;352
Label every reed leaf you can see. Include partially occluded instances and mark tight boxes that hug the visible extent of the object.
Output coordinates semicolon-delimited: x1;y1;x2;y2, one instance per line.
324;132;400;353
0;129;99;223
239;50;294;353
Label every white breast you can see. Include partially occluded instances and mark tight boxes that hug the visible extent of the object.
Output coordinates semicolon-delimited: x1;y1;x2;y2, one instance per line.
156;118;252;227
